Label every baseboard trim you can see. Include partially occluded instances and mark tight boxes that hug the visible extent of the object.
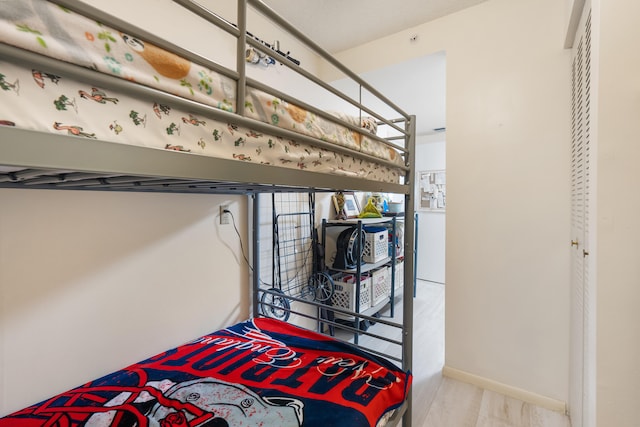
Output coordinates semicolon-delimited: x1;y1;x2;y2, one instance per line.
442;365;567;414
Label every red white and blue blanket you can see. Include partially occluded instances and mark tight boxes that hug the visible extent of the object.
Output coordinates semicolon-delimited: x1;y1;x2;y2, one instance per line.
0;318;411;427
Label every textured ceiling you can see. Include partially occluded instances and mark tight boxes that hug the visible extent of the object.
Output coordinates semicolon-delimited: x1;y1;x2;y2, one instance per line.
261;0;489;53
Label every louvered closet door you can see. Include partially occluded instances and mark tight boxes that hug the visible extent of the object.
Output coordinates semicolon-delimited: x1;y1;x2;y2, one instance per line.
569;4;592;427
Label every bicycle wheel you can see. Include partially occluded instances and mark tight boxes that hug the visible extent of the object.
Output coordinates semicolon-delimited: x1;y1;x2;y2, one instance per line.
260;288;291;321
308;271;335;302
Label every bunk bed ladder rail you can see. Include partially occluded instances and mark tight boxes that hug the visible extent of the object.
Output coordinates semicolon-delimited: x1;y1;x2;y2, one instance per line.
171;0;413;169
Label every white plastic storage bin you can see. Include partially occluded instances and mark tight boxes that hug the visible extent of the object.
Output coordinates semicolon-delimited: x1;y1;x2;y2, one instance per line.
331;272;372;313
363;226;388;263
371;266;391;306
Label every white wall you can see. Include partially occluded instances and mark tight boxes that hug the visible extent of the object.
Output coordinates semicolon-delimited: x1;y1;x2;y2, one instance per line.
596;0;640;424
0;189;248;415
333;0;572;403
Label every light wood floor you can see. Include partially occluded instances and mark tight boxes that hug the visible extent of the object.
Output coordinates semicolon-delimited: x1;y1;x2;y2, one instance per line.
339;280;572;427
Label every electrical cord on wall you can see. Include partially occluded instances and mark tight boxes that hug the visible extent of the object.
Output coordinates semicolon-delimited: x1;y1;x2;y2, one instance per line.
224;209;254;276
224;209;313;289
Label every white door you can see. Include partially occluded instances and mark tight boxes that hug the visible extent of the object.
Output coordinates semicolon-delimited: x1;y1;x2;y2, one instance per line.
569;3;594;426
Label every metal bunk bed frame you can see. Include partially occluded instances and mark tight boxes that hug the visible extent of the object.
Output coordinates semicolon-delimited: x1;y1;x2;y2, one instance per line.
0;1;417;425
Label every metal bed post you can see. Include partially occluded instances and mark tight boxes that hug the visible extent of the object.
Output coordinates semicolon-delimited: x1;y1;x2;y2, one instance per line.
236;0;247;116
251;193;261;318
402;115;417;427
271;193;279;292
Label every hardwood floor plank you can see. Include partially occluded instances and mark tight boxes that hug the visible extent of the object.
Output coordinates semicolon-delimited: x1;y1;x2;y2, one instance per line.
529;405;571;427
476;390;534;427
411;372;444;427
474;389;572;427
411;282;446;426
421;376;483;427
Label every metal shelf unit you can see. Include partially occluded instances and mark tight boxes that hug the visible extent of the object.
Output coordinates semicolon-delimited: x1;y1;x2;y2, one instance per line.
322;216;400;343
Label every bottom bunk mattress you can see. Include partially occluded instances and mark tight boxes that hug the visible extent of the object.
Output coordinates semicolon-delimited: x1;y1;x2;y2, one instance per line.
0;318;411;427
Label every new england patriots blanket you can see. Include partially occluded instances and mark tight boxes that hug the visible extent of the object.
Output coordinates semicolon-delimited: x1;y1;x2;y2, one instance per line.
0;318;411;427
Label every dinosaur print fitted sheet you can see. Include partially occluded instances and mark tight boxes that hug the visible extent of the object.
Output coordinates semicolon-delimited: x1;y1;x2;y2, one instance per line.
0;318;411;427
0;0;404;183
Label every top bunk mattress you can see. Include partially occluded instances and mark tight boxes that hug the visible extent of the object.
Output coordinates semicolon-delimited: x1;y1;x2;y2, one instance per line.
0;0;406;184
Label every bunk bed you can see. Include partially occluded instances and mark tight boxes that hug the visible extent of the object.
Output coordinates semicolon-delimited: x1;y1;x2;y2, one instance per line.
0;1;417;426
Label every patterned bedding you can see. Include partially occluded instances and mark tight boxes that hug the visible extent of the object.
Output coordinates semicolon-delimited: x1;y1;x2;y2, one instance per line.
0;318;411;427
0;0;403;183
